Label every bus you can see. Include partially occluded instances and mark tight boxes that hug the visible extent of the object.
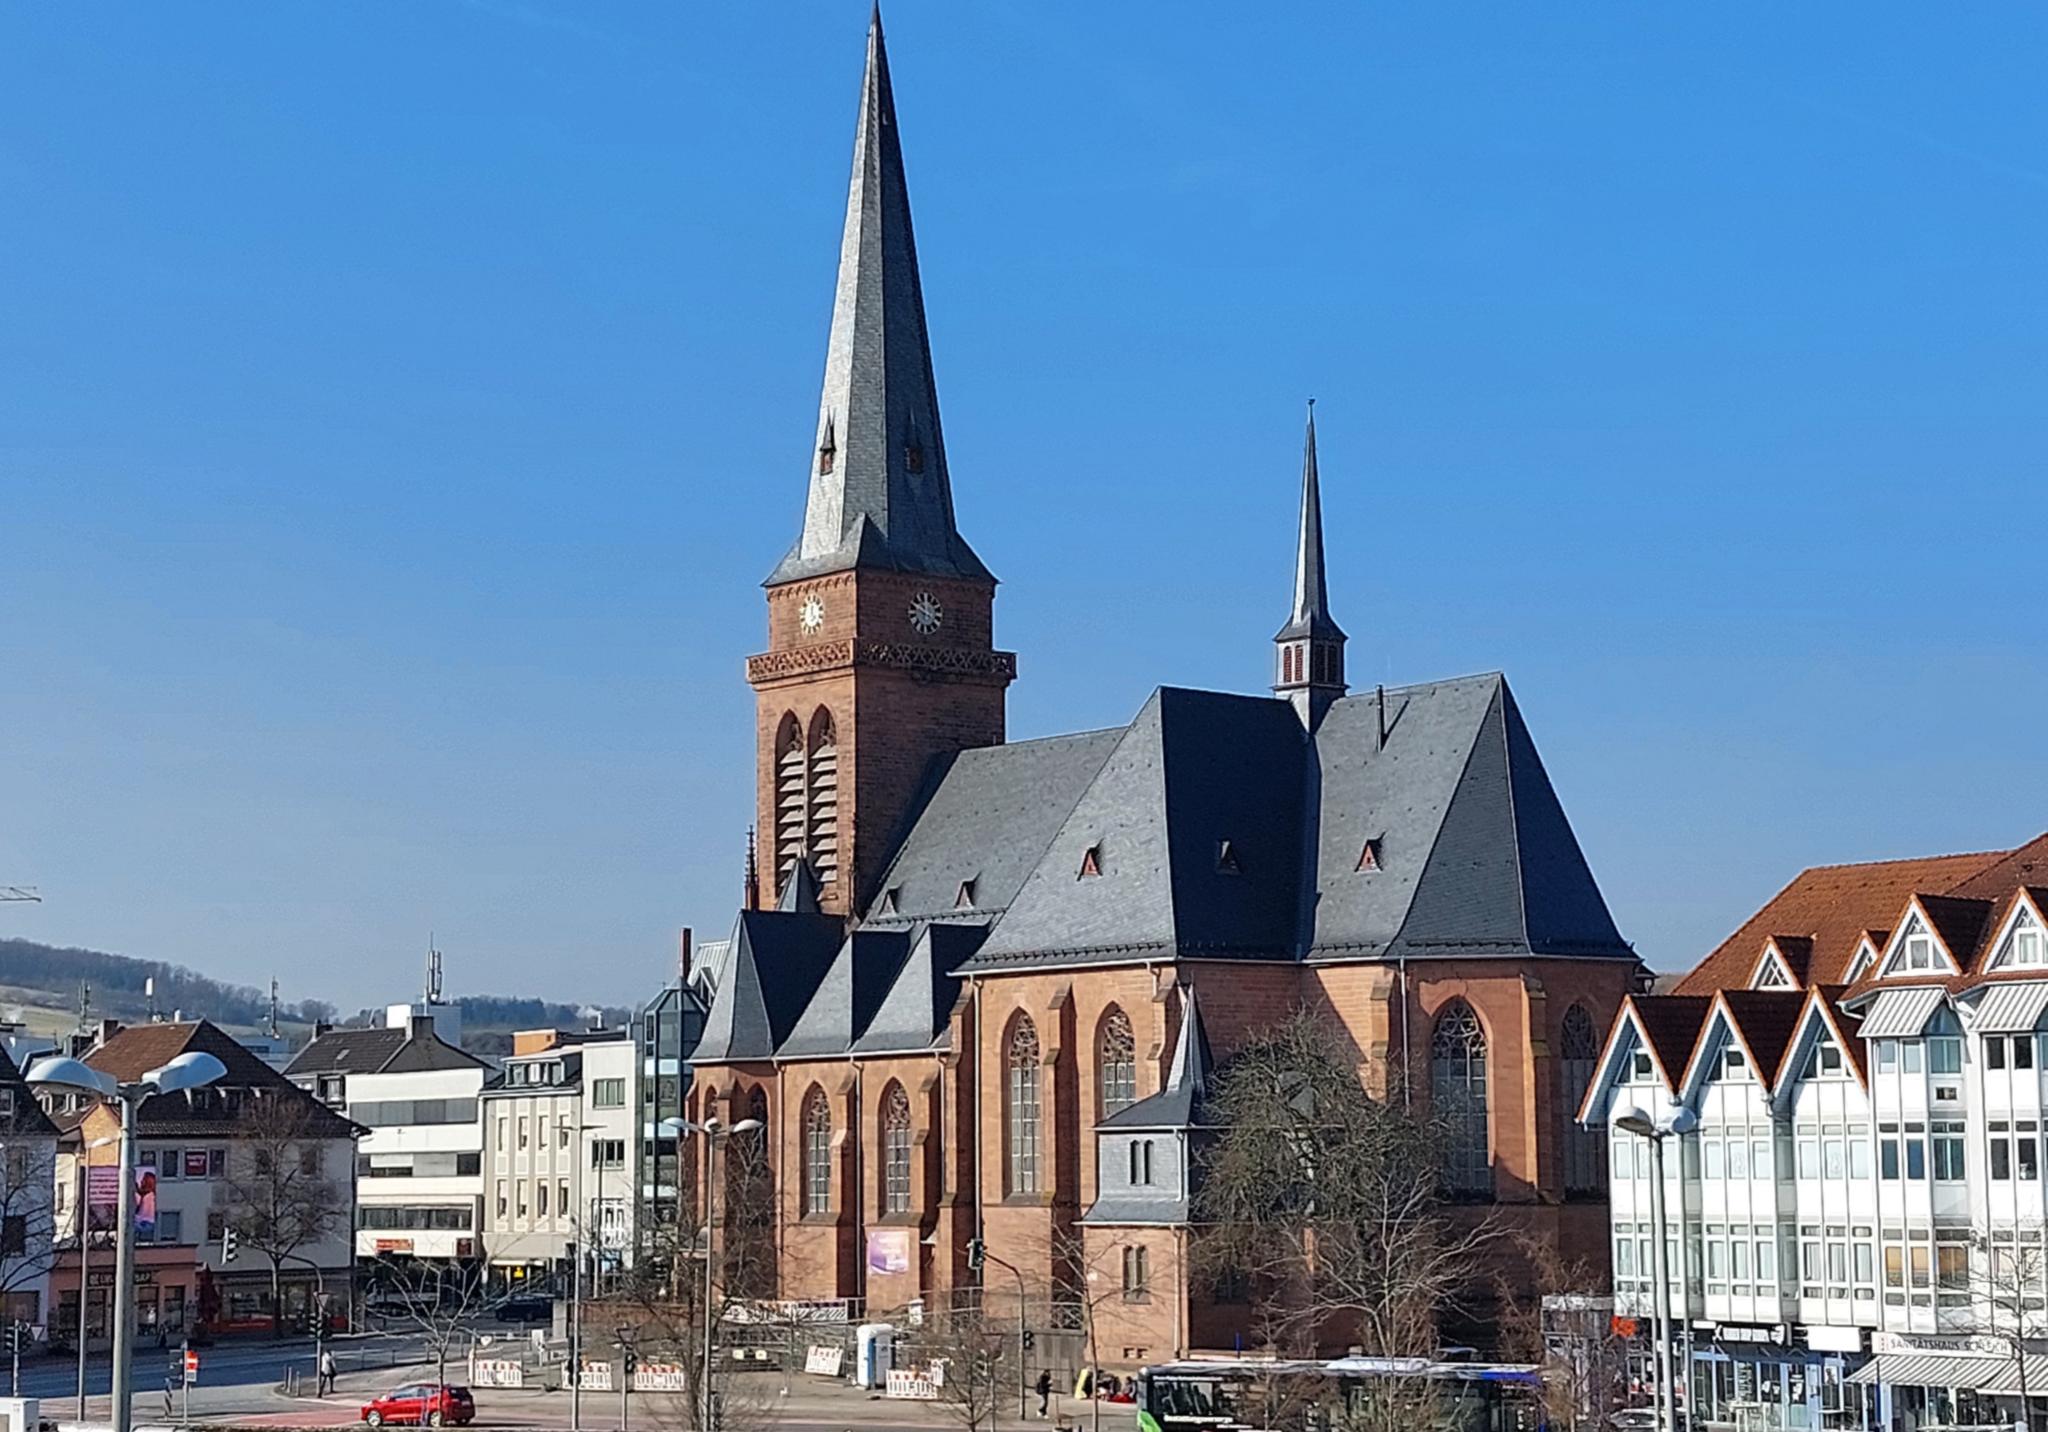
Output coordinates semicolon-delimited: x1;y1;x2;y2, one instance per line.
1134;1355;1548;1432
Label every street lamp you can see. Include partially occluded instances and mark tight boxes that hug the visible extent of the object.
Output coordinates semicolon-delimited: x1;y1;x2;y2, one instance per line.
1612;1102;1699;1432
72;1133;119;1420
29;1050;227;1432
661;1115;762;1432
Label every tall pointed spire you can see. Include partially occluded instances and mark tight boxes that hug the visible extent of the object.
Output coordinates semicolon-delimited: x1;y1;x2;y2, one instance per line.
1274;401;1347;724
768;8;992;587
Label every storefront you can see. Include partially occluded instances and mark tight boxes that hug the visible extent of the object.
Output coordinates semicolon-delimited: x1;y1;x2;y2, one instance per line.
1847;1333;2048;1432
1688;1324;1879;1430
49;1243;202;1352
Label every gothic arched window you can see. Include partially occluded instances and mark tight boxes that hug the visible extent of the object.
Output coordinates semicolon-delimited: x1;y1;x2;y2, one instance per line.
773;713;804;893
882;1083;913;1216
1432;1000;1491;1199
1559;1004;1605;1198
1099;1008;1137;1117
1007;1015;1042;1196
801;1086;831;1217
806;708;840;888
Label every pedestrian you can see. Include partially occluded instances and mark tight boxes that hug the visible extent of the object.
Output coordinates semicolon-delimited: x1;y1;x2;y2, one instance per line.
1036;1369;1052;1419
319;1347;337;1397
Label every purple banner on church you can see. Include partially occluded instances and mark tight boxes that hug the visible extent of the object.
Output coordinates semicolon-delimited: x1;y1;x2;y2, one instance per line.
866;1228;911;1276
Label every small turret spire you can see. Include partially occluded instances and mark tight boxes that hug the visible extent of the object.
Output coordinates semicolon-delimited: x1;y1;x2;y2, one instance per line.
768;7;991;587
1273;401;1347;725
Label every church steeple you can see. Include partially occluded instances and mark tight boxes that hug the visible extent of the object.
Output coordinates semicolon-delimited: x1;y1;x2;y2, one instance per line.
1273;401;1346;726
768;6;991;587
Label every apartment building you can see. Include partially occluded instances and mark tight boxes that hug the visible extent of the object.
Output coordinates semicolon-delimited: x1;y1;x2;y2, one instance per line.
287;1015;487;1267
1581;833;2048;1432
44;1020;359;1336
478;1029;640;1287
0;1045;59;1330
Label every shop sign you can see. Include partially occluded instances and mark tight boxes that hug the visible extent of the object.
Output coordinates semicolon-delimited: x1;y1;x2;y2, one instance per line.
1806;1325;1863;1353
87;1269;156;1289
1713;1324;1789;1345
374;1239;414;1254
1874;1331;2009;1357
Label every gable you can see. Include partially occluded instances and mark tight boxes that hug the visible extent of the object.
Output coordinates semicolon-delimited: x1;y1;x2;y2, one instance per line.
1877;905;1963;979
1751;947;1793;989
1986;892;2048;973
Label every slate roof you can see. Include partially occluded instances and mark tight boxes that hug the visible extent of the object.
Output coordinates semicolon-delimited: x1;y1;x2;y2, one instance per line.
83;1020;358;1139
691;909;846;1064
852;923;988;1056
285;1025;482;1078
953;675;1629;973
776;929;914;1059
1099;986;1214;1131
0;1044;59;1138
767;9;989;587
864;730;1122;929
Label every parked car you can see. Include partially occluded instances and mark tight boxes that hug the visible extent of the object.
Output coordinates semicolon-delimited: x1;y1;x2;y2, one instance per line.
361;1384;475;1427
492;1295;553;1325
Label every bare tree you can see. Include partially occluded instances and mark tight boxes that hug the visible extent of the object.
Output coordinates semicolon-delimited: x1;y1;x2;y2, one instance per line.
909;1308;1012;1432
1192;1009;1498;1382
0;1139;58;1394
1495;1235;1629;1432
216;1097;350;1336
1971;1226;2048;1416
368;1258;492;1389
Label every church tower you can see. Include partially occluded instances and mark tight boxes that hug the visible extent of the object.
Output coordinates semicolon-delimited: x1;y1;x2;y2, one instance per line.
1273;402;1347;728
746;10;1014;918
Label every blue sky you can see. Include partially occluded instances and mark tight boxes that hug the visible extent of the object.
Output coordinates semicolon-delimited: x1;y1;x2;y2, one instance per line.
4;4;2044;1010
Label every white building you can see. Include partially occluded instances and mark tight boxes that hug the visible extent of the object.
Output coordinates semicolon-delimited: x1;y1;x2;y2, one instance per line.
479;1029;639;1287
1582;833;2048;1432
287;1015;487;1266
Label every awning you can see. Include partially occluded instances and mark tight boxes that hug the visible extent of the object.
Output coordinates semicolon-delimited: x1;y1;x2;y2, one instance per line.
1859;986;1947;1038
1851;1352;2007;1393
1973;981;2048;1034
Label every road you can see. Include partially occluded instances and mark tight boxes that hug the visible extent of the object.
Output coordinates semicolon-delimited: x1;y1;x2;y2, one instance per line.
11;1331;437;1421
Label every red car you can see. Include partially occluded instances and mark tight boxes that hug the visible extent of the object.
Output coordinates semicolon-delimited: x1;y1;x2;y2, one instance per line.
361;1383;475;1427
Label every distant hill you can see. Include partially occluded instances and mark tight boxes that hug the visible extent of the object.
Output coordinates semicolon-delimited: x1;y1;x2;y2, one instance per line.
0;938;635;1051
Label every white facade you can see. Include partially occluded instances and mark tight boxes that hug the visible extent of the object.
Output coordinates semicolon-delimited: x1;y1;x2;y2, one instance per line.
1588;892;2048;1430
352;1061;486;1260
0;1110;58;1328
479;1033;639;1278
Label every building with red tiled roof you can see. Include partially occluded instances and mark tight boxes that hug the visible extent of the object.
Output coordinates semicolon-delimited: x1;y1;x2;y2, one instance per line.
1580;833;2048;1432
37;1020;359;1340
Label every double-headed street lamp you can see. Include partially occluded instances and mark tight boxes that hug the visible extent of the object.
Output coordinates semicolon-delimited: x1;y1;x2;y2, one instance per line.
28;1050;227;1432
660;1115;762;1432
1612;1102;1699;1432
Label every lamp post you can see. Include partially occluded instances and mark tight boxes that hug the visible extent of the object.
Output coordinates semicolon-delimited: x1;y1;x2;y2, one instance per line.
661;1116;762;1432
73;1133;119;1420
29;1051;227;1432
1613;1103;1699;1432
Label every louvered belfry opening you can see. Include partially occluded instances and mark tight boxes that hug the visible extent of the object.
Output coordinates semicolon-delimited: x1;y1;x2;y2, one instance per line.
770;708;842;898
806;708;840;887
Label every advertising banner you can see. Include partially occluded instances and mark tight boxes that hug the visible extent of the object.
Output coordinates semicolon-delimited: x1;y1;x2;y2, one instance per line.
133;1169;157;1239
866;1228;911;1277
86;1167;121;1232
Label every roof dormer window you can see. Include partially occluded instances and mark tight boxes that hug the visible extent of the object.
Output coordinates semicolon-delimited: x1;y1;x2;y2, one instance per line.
1215;841;1241;876
1079;845;1102;880
1630;1051;1654;1081
878;886;901;916
955;879;977;909
1355;838;1383;873
1904;930;1937;972
2009;912;2043;968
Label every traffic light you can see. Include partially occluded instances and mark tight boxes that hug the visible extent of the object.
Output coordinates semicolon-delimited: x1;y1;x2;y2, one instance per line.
4;1324;24;1355
221;1228;239;1264
966;1237;985;1272
622;1350;638;1376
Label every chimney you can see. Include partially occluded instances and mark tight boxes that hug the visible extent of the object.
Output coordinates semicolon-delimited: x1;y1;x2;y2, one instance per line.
409;1014;435;1041
314;1021;334;1038
97;1018;122;1047
679;927;693;988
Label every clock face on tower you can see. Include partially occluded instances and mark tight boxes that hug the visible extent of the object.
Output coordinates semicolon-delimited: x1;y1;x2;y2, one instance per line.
798;596;824;634
908;591;943;635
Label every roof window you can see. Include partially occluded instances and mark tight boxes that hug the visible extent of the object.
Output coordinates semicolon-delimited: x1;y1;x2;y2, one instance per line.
1215;841;1241;876
955;879;977;909
1079;845;1102;880
1355;838;1383;873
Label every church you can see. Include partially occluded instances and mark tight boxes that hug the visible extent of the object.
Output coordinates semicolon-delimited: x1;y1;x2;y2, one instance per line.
687;11;1646;1364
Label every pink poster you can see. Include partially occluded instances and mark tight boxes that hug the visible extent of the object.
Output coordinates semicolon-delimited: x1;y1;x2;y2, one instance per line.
865;1228;911;1276
86;1166;121;1232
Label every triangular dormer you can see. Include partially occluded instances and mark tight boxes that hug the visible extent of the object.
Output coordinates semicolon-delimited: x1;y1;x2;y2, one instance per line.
1987;892;2048;972
1679;1013;1752;1103
1751;945;1794;990
1769;992;1864;1113
1845;931;1885;985
1876;902;1963;980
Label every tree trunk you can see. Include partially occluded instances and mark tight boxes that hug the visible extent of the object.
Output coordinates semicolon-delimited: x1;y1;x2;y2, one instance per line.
271;1257;285;1339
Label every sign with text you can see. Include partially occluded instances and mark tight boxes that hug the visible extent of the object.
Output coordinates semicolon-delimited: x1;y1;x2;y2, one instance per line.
866;1228;912;1277
86;1167;121;1232
804;1345;844;1378
885;1368;938;1401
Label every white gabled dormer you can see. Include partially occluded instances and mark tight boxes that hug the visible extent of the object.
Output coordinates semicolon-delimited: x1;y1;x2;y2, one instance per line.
1577;998;1683;1132
1874;901;1963;980
1679;1006;1758;1108
1844;931;1884;985
1985;891;2048;972
1750;940;1797;990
